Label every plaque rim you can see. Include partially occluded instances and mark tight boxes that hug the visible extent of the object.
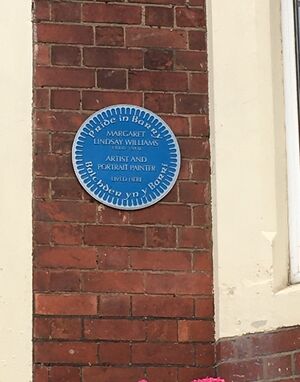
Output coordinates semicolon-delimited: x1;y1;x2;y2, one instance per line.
72;104;181;210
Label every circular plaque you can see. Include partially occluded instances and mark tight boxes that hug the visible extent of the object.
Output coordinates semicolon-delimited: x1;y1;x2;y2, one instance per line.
72;104;181;210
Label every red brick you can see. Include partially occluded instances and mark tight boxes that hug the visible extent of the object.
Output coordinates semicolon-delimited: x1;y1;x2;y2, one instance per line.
34;153;72;177
95;26;124;46
176;94;208;114
176;7;206;28
84;225;144;246
34;221;51;244
84;47;142;68
193;252;213;272
82;367;144;382
264;355;292;379
33;365;48;382
34;88;49;109
144;49;173;70
99;343;131;364
35;317;82;340
51;90;80;110
51;46;81;66
51;178;83;200
178;227;211;249
52;2;81;22
132;295;193;317
132;343;194;365
35;294;97;315
191;116;209;136
178;367;214;382
84;319;146;340
216;339;236;362
35;44;50;66
35;201;96;222
99;294;130;316
34;131;49;153
192;161;210;182
35;110;87;132
97;69;126;89
131;249;191;271
49;366;81;382
193;205;211;226
51;224;82;245
49;270;81;292
189;30;207;50
179;182;209;203
147;367;177;382
190;73;208;93
145;93;173;113
129;71;187;91
146;227;176;247
34;269;50;291
36;67;94;88
82;91;143;110
145;272;212;295
35;342;97;364
179;137;210;159
146;6;174;27
34;178;50;199
162;115;189;136
52;132;74;154
98;248;129;270
195;297;214;318
83;3;142;24
129;0;184;3
178;320;214;342
130;204;191;225
34;1;50;21
294;352;300;373
34;246;97;269
147;320;178;341
126;27;187;49
218;359;264;382
82;271;144;293
195;343;215;366
36;24;93;44
97;206;130;225
176;51;207;71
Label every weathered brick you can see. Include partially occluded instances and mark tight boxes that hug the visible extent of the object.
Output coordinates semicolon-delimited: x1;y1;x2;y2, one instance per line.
84;225;144;246
99;294;130;316
34;246;97;269
178;320;214;342
145;93;173;113
126;27;187;49
130;249;191;271
84;319;146;340
97;69;126;89
51;46;81;66
82;3;142;24
99;343;131;364
51;90;80;110
96;26;124;46
129;71;187;91
82;271;144;293
176;7;206;28
132;343;194;365
35;201;96;222
35;342;97;364
84;47;143;68
144;49;173;70
51;2;81;22
132;295;193;317
35;294;97;315
82;367;144;382
36;24;93;44
82;91;143;110
36;67;94;88
49;367;81;382
146;6;174;27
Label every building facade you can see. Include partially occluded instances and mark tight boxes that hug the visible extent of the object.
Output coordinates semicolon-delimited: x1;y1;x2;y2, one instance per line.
1;0;300;381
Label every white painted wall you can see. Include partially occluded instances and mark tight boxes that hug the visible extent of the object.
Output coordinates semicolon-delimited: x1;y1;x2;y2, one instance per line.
208;0;300;338
0;0;32;380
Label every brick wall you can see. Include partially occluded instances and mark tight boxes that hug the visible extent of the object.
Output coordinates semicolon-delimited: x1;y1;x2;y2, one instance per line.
216;326;300;382
33;1;212;381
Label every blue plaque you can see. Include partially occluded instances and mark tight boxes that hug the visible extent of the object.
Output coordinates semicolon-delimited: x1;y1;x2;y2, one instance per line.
72;105;181;210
